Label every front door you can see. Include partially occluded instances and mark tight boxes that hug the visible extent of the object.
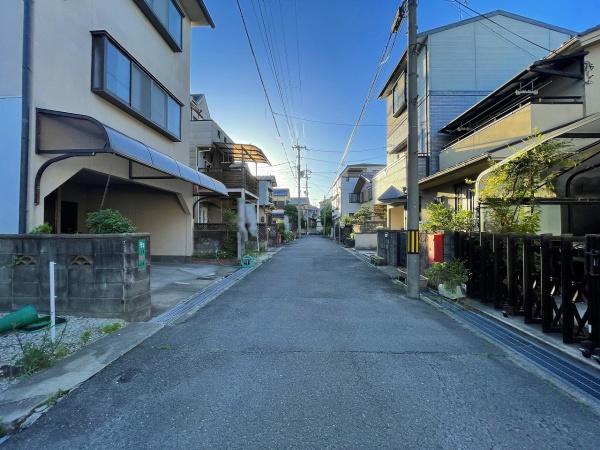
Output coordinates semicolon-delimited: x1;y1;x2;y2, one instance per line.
60;201;78;233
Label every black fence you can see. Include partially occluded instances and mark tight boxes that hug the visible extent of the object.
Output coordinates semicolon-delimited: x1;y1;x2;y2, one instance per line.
454;232;600;353
377;230;407;267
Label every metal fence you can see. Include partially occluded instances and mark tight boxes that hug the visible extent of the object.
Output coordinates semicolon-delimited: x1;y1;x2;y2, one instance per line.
454;232;600;352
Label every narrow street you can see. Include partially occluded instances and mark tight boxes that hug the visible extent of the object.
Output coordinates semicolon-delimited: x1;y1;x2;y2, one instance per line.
5;237;599;449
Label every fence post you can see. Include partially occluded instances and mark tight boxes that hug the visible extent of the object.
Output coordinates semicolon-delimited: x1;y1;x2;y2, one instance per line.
492;234;503;309
584;235;600;350
561;235;575;344
522;236;533;323
480;233;489;303
506;234;516;314
540;234;553;333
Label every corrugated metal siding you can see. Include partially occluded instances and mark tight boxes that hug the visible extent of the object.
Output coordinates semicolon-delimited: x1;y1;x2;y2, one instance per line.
428;91;488;173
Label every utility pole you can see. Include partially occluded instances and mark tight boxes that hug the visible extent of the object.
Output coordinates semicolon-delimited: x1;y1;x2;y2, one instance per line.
304;164;311;236
293;144;306;237
406;0;420;299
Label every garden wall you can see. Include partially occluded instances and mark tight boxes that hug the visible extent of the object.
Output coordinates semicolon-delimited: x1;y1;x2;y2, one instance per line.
0;233;151;321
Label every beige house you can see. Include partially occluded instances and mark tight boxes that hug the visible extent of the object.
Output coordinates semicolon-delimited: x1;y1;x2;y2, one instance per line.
423;25;600;234
373;11;574;231
0;0;228;259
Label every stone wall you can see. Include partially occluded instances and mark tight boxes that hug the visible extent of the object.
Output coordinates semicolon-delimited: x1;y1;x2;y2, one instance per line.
0;234;151;321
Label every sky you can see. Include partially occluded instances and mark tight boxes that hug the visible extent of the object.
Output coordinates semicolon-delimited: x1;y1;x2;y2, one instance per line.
190;0;600;206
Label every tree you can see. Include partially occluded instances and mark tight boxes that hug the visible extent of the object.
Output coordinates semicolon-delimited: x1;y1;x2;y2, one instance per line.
351;205;373;225
85;209;135;233
479;131;575;233
283;204;298;230
421;202;475;232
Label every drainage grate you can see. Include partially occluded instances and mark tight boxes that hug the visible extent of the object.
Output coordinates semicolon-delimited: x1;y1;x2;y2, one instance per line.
151;266;255;325
434;297;600;402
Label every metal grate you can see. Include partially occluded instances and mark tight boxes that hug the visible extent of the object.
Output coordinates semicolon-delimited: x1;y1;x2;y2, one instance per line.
151;266;256;325
434;297;600;402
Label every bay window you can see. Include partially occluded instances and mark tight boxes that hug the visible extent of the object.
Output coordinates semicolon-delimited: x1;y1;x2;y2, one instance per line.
91;31;182;141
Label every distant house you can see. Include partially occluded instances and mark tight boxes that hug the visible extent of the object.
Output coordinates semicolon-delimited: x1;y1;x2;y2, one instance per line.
189;94;270;225
421;24;600;234
374;10;575;230
329;164;385;231
272;187;291;208
257;175;277;224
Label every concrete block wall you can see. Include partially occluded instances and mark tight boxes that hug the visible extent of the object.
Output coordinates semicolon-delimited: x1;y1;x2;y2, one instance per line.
0;234;151;321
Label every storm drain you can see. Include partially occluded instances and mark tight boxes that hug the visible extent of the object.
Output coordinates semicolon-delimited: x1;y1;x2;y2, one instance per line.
431;296;600;402
151;266;255;325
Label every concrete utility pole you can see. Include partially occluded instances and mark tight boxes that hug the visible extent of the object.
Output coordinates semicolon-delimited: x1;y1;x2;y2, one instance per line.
405;0;420;299
293;144;306;237
304;165;311;236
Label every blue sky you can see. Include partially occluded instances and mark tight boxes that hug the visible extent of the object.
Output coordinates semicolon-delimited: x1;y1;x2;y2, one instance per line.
190;0;600;205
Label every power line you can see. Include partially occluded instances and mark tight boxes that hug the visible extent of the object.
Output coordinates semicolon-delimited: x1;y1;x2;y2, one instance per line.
235;0;296;181
452;0;558;55
273;112;385;127
331;1;404;190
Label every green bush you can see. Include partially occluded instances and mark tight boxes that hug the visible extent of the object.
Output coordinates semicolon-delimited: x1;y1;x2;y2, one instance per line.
421;202;475;232
29;223;53;234
85;209;135;234
424;259;470;291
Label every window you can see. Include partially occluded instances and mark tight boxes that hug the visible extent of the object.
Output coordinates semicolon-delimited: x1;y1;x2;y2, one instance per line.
105;42;130;103
135;0;183;51
91;32;182;140
349;193;360;203
392;72;406;116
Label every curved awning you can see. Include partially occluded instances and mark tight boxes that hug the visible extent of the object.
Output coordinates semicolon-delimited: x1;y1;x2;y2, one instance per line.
378;186;406;205
36;109;228;199
214;142;270;165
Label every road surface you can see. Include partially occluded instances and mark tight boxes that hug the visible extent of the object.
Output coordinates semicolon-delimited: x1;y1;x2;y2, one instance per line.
5;237;599;449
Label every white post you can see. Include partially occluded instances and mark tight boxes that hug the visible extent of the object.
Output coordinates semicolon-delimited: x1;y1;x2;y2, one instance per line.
49;261;56;342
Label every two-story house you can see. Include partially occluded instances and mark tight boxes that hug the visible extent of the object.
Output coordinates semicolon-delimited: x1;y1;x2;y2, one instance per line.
373;10;574;230
0;0;227;259
330;164;385;231
421;24;600;235
189;94;271;226
257;175;277;224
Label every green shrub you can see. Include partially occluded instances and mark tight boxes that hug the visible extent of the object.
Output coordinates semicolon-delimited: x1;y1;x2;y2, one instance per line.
85;209;135;234
99;322;122;334
421;202;475;232
424;259;470;291
29;223;53;234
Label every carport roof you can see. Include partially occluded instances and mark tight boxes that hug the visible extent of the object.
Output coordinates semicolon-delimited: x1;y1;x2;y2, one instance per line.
36;109;228;198
214;142;271;165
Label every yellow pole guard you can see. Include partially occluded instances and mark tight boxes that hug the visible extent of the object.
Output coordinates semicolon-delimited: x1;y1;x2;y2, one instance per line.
407;229;420;254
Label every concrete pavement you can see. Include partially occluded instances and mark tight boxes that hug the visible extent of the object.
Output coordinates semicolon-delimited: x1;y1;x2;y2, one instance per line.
3;237;599;449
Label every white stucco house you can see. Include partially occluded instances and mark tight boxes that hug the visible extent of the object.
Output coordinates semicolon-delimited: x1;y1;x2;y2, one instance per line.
0;0;227;259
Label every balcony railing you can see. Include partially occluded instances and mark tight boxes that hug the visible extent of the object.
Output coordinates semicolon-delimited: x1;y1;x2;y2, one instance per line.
201;168;258;196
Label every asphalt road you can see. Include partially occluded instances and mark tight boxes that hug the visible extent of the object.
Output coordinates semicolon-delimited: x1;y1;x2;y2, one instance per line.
4;237;599;449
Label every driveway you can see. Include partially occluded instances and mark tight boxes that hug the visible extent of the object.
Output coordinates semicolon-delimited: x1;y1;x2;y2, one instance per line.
4;237;598;449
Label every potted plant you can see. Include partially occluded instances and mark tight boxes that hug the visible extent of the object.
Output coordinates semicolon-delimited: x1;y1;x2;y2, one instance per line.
424;259;470;299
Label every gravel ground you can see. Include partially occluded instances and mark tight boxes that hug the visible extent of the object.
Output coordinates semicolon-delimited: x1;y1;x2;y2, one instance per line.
0;314;125;394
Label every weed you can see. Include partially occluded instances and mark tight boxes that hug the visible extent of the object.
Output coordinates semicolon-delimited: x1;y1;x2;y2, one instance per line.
99;322;122;334
15;326;70;376
80;329;93;344
156;344;172;350
0;423;6;437
45;389;67;407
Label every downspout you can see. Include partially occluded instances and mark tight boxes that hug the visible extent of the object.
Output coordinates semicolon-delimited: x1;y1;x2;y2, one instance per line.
19;0;33;233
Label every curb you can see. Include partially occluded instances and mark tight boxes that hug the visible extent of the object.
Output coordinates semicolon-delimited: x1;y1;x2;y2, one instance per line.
0;322;163;436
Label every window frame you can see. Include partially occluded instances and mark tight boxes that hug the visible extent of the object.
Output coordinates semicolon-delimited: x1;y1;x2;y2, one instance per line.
392;72;407;117
133;0;184;52
91;30;182;141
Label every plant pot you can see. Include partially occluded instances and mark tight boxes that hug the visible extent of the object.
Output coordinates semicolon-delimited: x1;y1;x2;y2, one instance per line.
438;283;466;300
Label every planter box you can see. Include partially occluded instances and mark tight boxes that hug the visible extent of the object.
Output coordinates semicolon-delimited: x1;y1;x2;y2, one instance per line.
397;267;428;289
